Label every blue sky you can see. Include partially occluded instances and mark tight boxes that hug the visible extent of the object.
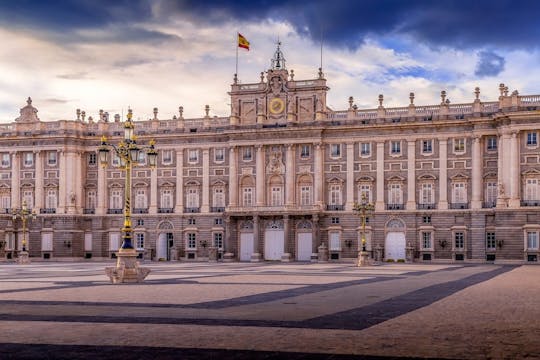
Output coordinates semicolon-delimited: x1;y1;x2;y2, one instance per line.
1;0;540;122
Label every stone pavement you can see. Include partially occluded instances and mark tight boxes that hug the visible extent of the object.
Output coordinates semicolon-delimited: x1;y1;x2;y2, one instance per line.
0;261;539;359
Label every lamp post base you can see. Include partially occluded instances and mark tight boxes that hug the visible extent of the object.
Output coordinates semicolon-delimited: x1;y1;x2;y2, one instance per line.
17;251;31;265
105;249;150;284
357;251;370;267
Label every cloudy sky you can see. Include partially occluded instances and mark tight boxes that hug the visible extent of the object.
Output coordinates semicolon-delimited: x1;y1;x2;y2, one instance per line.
1;0;539;123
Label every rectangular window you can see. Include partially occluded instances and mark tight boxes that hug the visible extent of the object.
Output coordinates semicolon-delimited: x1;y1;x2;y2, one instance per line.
422;232;432;249
1;153;10;167
186;188;199;208
422;140;432;154
486;137;497;151
47;151;57;166
188;149;199;163
485;182;497;204
331;217;340;224
22;190;33;209
109;232;120;251
137;151;146;165
24;152;33;167
161;189;173;208
454;138;465;152
359;184;372;203
455;232;464;249
329;184;341;205
214;218;223;225
136;233;145;250
300;145;311;159
45;189;57;209
111;189;122;209
527;231;538;250
390;141;401;155
360;143;371;156
330;144;341;157
525;179;539;200
162;150;173;165
242;187;253;207
329;232;341;251
300;186;312;206
271;186;283;206
88;153;96;166
1;192;11;210
187;233;197;249
135;189;147;209
242;147;252;161
213;187;225;208
213;232;223;249
214;148;224;162
486;232;496;250
389;184;402;204
452;183;467;204
188;218;196;225
527;132;537;146
112;152;120;167
420;183;434;204
136;219;144;227
422;215;431;224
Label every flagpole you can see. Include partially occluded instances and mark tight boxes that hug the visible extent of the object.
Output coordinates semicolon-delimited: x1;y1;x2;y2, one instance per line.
235;32;239;80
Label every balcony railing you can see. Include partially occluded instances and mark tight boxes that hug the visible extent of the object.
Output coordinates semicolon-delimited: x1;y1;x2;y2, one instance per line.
386;203;404;210
133;208;149;214
326;204;344;211
40;208;56;214
107;208;123;214
184;207;200;213
211;207;225;213
417;203;436;210
449;203;469;209
521;200;540;207
158;208;174;213
83;208;95;214
483;202;496;208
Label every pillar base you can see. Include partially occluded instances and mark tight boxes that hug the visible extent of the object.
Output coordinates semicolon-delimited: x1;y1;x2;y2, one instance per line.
250;253;262;262
357;251;370;267
17;251;31;265
223;252;235;262
105;249;150;284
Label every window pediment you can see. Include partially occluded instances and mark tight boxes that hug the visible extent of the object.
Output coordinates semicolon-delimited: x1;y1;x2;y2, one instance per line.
450;173;469;181
522;169;540;177
356;176;374;183
387;175;405;183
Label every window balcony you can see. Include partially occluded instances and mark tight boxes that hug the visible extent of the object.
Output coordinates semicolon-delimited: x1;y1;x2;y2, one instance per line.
133;208;149;214
184;207;200;213
83;208;95;214
386;203;404;210
483;201;496;208
449;203;469;209
521;200;540;207
40;208;56;214
417;203;436;210
211;207;225;213
326;204;344;211
158;208;174;213
107;208;123;214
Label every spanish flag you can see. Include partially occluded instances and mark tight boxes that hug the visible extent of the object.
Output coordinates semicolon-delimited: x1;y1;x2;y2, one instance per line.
238;33;250;50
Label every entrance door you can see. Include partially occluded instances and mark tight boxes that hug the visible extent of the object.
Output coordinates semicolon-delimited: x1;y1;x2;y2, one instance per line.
297;233;312;261
385;232;406;260
240;233;254;261
157;233;168;260
264;229;284;260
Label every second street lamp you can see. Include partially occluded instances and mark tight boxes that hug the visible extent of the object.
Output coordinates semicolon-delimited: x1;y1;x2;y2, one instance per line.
353;193;374;267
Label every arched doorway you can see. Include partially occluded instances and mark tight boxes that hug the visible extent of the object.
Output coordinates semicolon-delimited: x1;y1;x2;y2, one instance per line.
296;220;313;261
385;218;406;261
157;221;173;261
239;220;254;262
264;219;284;260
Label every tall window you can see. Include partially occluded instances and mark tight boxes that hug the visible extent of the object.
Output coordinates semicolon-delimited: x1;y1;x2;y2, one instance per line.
1;153;10;167
213;232;223;249
486;232;496;250
137;152;146;165
455;232;464;250
452;183;467;203
527;132;537;146
486;137;497;150
525;179;539;200
420;183;434;204
454;138;465;152
136;233;145;250
527;231;539;250
485;182;497;204
24;152;33;167
213;187;225;208
300;145;311;159
242;147;252;161
422;140;433;154
135;189;147;209
88;153;96;166
0;191;11;210
187;233;197;249
86;190;97;209
110;189;122;209
329;184;342;205
162;150;173;165
242;187;253;207
360;143;371;156
111;152;120;167
47;151;57;166
214;148;224;162
330;144;341;157
388;184;402;204
329;232;341;251
358;184;372;203
188;149;198;163
161;188;173;208
45;189;57;209
22;190;33;209
271;186;283;206
300;186;312;205
421;232;432;249
186;188;199;208
390;141;401;155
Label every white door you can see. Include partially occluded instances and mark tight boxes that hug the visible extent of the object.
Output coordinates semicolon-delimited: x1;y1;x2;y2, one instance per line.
385;232;406;260
240;233;254;261
264;230;284;260
157;233;167;260
297;233;312;261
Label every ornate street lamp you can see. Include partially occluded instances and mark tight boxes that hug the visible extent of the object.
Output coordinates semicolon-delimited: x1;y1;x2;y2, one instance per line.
100;109;157;283
12;200;37;264
353;193;374;267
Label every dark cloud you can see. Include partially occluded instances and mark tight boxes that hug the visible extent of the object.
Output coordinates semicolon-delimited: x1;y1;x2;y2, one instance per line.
56;72;90;80
475;51;505;77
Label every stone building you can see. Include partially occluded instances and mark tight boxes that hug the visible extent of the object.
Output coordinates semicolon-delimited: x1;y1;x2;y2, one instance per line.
1;44;540;264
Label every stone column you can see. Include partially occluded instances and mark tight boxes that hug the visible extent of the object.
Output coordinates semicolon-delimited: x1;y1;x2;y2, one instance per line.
75;151;83;212
175;149;184;213
65;151;77;214
312;214;320;256
375;141;385;211
346;142;355;211
438;139;448;209
202;148;210;213
471;136;482;209
229;147;238;207
11;152;20;209
256;145;265;207
496;133;506;207
34;150;43;212
406;140;416;210
285;144;295;207
149;161;158;214
97;154;107;215
314;143;324;206
58;150;66;213
282;215;291;261
509;131;520;207
251;215;261;261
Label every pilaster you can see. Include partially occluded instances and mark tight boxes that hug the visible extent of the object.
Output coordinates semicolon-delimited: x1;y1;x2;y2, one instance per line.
314;143;324;206
375;142;385;211
11;152;20;209
406;140;416;210
256;145;265;207
438;139;448;210
229;147;238;207
201;148;210;213
471;136;482;209
508;131;520;207
175;149;184;213
149;161;158;214
346;142;355;211
285;144;295;207
34;150;43;212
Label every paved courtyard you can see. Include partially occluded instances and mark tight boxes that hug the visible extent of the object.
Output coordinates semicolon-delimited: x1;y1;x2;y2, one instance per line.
0;261;539;359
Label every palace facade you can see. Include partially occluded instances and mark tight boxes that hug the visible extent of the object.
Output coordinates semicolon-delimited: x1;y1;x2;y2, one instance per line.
1;45;540;264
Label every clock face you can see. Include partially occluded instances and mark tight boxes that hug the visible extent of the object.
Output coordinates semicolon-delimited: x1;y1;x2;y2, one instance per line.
269;98;285;114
